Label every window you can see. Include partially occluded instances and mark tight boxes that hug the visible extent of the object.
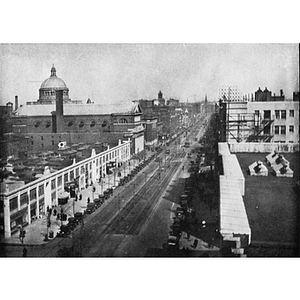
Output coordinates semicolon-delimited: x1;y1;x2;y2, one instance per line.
51;179;56;190
64;173;69;183
275;110;280;119
68;121;73;127
289;125;294;133
281;126;286;135
41;136;43;140
45;121;51;128
289;110;294;117
35;121;41;128
20;193;28;206
58;176;62;187
38;185;44;196
281;110;286;119
264;126;270;135
102;120;108;127
79;121;84;128
30;188;37;201
274;126;279;134
90;120;96;127
52;141;54;145
81;166;85;174
119;118;128;123
264;110;271;119
9;197;18;211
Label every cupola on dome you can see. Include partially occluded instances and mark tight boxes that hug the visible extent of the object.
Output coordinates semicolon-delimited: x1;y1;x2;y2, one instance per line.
40;65;67;89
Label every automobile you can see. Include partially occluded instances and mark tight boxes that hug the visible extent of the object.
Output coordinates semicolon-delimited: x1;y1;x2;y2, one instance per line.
57;224;71;237
169;230;182;238
176;211;185;221
176;206;186;215
165;149;170;154
173;216;183;226
67;217;77;230
94;198;101;208
103;190;110;199
179;194;189;206
74;212;83;223
98;194;105;204
165;235;180;250
85;202;95;214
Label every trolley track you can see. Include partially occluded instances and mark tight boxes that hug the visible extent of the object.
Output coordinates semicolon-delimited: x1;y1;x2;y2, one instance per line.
41;151;185;256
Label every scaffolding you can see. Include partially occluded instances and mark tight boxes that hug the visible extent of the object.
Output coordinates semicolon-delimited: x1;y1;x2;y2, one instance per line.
226;110;274;143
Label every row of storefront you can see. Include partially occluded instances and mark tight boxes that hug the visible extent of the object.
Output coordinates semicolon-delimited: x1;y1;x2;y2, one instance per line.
0;139;131;238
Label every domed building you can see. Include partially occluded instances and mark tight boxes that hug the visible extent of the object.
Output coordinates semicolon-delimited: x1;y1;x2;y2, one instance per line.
38;65;70;104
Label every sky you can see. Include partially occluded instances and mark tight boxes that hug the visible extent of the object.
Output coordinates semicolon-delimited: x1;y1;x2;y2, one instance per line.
0;43;299;107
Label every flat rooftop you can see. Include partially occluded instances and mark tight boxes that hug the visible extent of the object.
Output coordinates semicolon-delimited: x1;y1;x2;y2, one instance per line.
235;152;299;250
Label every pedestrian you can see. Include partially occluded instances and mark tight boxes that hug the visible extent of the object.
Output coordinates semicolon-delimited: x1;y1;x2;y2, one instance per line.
49;208;52;216
22;247;27;257
182;165;184;171
57;213;60;220
53;208;57;216
186;231;190;240
87;197;90;204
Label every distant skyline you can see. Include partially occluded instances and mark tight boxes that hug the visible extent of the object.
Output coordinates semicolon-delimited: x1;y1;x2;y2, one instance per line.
0;43;299;107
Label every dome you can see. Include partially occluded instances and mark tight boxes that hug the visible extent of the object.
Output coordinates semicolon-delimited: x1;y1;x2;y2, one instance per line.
38;65;69;103
40;65;67;89
40;76;67;89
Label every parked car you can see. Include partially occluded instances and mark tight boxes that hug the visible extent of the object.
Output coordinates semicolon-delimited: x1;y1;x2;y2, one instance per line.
85;202;95;214
163;235;180;251
74;212;83;223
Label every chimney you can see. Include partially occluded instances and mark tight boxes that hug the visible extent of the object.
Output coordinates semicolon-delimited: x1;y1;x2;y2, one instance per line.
55;90;64;133
15;95;18;111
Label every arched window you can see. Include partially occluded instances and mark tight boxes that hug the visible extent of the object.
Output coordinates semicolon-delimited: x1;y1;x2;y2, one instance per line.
90;120;96;127
119;118;128;123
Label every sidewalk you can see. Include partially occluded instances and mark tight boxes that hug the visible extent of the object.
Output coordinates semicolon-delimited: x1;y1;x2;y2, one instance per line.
3;151;153;246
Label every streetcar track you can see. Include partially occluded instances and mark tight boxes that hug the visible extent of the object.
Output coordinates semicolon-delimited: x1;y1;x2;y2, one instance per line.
43;150;185;256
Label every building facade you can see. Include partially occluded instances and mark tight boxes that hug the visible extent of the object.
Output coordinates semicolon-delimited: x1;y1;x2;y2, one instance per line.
5;66;145;157
218;87;299;143
0;139;131;239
